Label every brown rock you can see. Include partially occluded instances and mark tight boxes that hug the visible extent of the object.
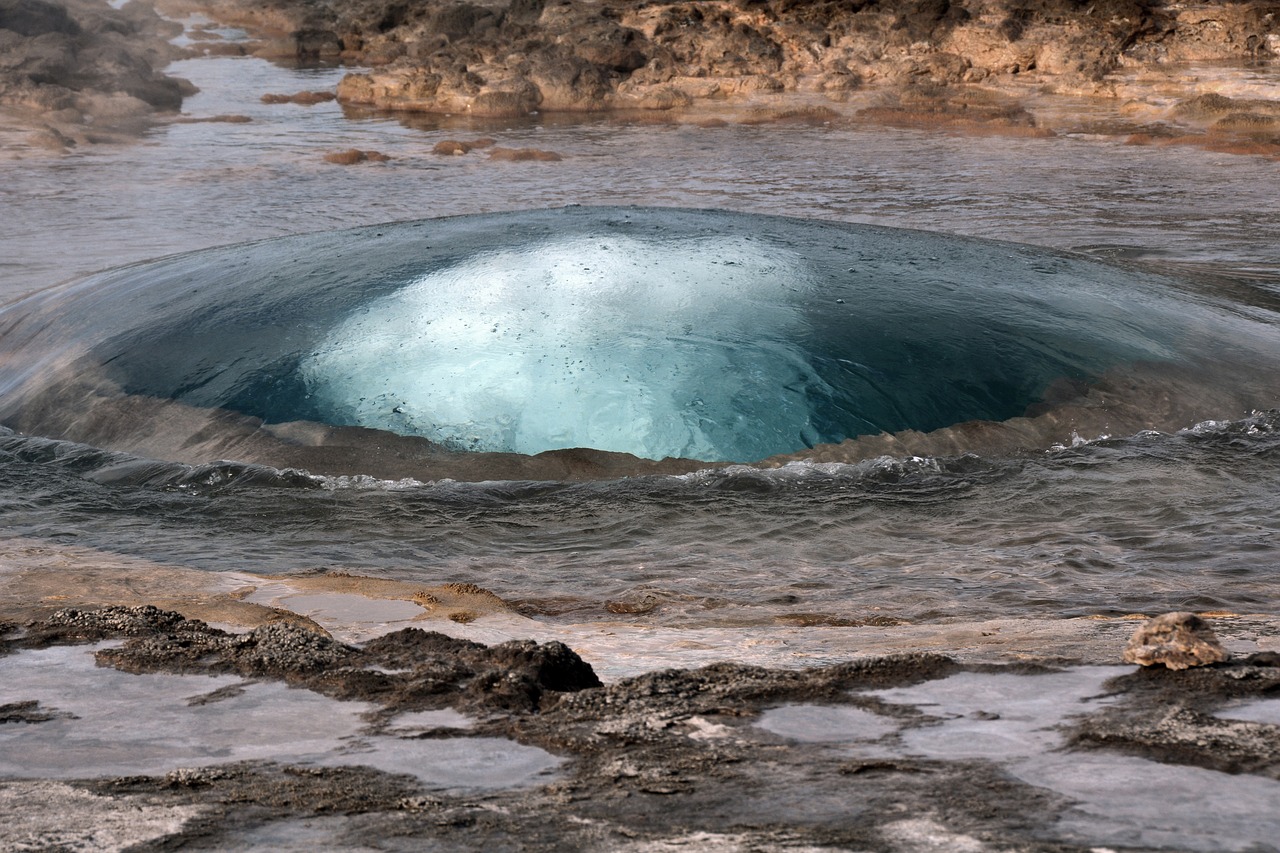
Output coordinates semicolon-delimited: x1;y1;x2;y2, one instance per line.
261;90;336;105
1123;612;1229;670
432;139;471;155
172;0;1280;123
322;148;390;165
470;87;539;117
487;147;561;162
0;0;190;138
172;114;252;124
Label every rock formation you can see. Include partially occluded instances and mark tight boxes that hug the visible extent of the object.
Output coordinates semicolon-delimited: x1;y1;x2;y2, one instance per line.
1123;611;1230;670
0;0;194;146
163;0;1280;118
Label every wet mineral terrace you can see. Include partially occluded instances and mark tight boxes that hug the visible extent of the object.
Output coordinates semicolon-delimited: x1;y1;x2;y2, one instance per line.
1;606;1278;852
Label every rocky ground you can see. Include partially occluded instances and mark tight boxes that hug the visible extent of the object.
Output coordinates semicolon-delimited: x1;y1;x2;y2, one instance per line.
144;0;1280;154
5;0;1280;153
0;0;196;147
1;604;1278;851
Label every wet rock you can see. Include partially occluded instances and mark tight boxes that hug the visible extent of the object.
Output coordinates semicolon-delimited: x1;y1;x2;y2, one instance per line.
1074;704;1280;779
322;148;391;164
93;762;422;813
432;139;471;155
487;146;562;162
178;0;1280;123
22;607;600;714
1069;657;1280;777
1123;612;1229;670
98;618;358;678
27;605;189;643
261;90;337;105
290;28;342;61
0;699;74;723
0;0;190;140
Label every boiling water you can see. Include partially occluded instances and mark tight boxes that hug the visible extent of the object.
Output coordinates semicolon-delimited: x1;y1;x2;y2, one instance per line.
2;50;1279;630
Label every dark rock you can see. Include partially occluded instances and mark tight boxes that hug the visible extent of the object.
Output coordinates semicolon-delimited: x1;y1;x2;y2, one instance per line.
0;0;80;37
293;27;341;60
0;699;74;723
27;605;189;644
426;2;496;40
97;618;358;678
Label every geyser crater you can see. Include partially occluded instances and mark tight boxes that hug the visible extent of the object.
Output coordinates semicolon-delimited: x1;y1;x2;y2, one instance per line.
1;205;1273;478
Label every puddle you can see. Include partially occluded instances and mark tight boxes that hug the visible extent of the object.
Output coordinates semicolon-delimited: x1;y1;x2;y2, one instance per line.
241;586;427;642
312;737;560;789
1013;753;1280;852
0;645;558;789
387;708;473;733
851;666;1280;851
866;666;1128;760
1215;698;1280;726
755;704;898;743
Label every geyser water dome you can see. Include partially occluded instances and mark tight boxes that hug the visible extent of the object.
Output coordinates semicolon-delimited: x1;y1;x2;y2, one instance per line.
301;234;824;461
0;206;1275;476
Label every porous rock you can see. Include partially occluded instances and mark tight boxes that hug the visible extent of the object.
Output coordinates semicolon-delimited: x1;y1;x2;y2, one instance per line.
194;0;1280;119
0;0;190;139
1123;611;1228;670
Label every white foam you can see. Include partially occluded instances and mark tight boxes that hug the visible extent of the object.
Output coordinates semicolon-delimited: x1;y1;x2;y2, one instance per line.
0;780;205;853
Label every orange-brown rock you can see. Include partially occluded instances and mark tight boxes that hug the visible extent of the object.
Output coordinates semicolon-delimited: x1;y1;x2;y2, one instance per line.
261;90;337;105
432;139;472;155
1123;612;1229;670
487;146;562;162
150;0;1280;139
322;148;391;165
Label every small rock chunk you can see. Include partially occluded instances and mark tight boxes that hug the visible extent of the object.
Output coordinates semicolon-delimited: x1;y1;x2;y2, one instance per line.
1124;612;1229;670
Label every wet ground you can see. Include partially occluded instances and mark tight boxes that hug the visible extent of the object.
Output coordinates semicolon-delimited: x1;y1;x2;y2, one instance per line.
2;606;1279;852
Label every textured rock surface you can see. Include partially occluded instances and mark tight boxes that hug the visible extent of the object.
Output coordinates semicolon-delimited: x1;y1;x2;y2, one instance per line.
14;606;602;713
1124;611;1230;670
0;0;192;144
162;0;1280;118
5;605;1279;850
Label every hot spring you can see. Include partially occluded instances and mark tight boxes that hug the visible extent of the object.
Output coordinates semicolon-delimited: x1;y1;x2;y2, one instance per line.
1;206;1276;484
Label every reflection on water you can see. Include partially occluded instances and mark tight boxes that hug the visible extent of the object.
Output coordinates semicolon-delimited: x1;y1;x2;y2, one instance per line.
3;55;1280;302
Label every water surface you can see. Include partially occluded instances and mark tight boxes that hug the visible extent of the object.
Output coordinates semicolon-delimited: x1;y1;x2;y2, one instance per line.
1;50;1279;631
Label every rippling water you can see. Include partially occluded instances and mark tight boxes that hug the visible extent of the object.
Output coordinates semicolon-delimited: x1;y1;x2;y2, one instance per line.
2;48;1279;630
